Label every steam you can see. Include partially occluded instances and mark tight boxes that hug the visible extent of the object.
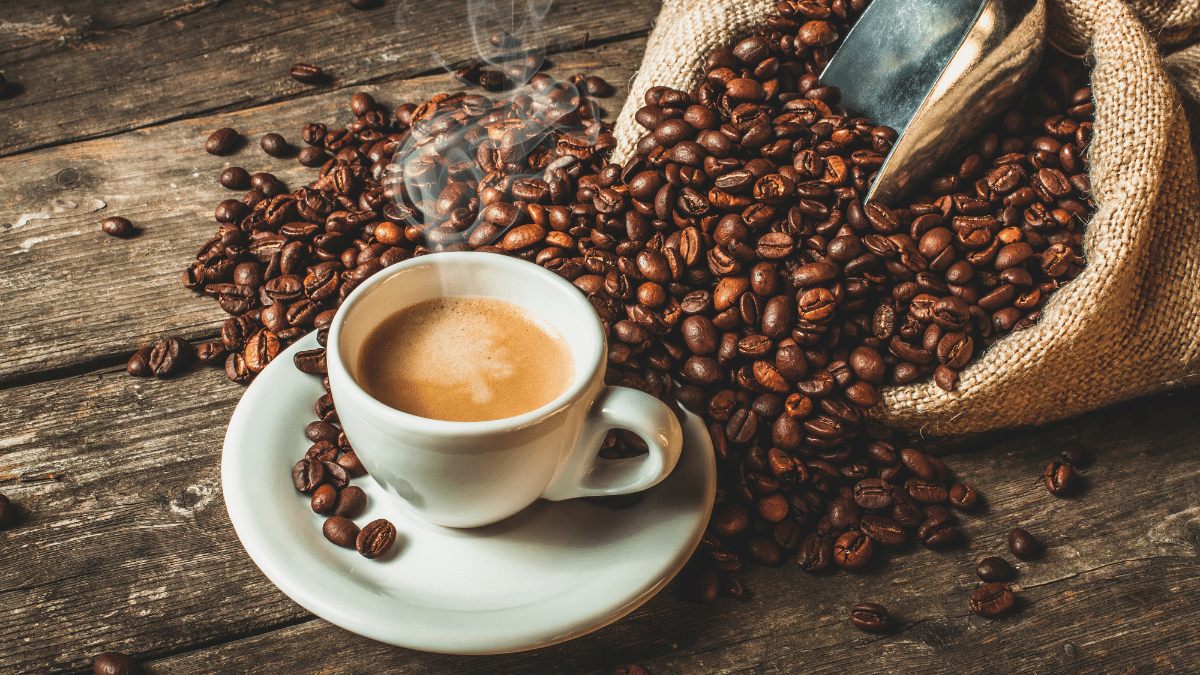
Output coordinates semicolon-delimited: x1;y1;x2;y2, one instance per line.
386;0;605;246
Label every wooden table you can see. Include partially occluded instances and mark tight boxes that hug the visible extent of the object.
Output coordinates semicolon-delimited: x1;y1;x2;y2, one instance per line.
2;1;1198;672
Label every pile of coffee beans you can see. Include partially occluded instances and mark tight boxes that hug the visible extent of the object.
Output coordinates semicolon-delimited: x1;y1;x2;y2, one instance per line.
128;0;1094;609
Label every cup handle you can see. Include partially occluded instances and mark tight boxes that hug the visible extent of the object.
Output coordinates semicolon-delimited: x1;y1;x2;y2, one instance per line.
541;386;684;501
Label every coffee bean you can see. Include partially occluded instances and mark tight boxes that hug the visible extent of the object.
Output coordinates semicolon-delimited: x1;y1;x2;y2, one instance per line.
101;216;135;238
356;518;397;558
948;483;979;509
916;511;955;548
127;346;153;377
833;530;873;569
970;582;1016;617
292;458;325;493
261;133;289;157
149;337;191;378
93;651;139;675
294;348;328;375
311;484;337;514
1060;440;1088;466
849;602;889;632
796;533;833;572
289;63;323;84
1008;528;1039;559
1044;460;1077;495
976;556;1013;582
860;515;905;545
218;166;250;189
612;665;648;675
323;516;359;548
585;76;614;97
0;493;14;527
332;485;367;518
205;127;239;155
853;478;893;510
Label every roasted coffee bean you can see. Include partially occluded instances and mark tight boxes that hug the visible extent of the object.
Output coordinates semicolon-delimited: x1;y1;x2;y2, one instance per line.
149;337;191;378
195;340;227;365
292;457;325;493
356;518;397;558
1044;460;1077;495
127;346;153;377
332;485;367;518
948;483;979;509
905;478;948;504
612;665;648;675
1060;440;1088;465
261;133;289;157
970;582;1016;618
305;420;340;444
833;530;873;570
311;484;338;514
101;216;135;238
849;602;889;633
338;450;367;477
976;556;1013;582
916;511;955;548
205;127;239;155
853;478;893;510
244;330;281;372
797;533;833;572
860;515;905;545
289;63;323;83
0;493;14;527
294;348;328;374
323;516;359;548
92;651;139;675
1008;527;1039;559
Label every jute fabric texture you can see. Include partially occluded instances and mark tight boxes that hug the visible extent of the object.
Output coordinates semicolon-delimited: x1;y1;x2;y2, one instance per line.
613;0;1200;435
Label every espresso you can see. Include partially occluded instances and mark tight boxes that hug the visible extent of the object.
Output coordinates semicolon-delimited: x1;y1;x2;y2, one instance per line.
356;296;575;422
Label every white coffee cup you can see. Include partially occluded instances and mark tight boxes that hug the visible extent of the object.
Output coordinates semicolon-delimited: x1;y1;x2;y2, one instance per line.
327;252;684;528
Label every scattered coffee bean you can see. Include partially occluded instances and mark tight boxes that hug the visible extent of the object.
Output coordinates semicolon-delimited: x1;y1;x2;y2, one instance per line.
332;485;367;518
948;483;979;509
205;127;239;155
311;484;337;514
292;457;324;494
260;133;289;157
833;530;873;569
849;602;889;632
612;665;648;675
101;216;135;238
1008;528;1039;559
1060;440;1088;465
356;518;397;558
294;348;327;374
92;651;139;675
1044;460;1077;495
219;166;250;189
289;63;323;84
0;493;14;527
323;516;359;548
148;337;191;378
350;92;376;117
126;346;153;377
297;146;327;167
976;556;1013;582
970;582;1016;617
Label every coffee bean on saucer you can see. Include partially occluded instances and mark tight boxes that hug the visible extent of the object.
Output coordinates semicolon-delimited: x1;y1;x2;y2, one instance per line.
849;602;889;632
332;485;367;518
316;393;338;423
305;420;340;444
337;450;367;477
323;516;359;548
294;348;327;374
311;484;337;514
356;518;396;558
306;440;338;462
293;457;325;493
92;651;139;675
323;460;350;489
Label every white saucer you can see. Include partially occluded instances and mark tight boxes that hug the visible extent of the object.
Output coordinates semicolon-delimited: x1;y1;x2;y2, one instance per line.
222;333;716;654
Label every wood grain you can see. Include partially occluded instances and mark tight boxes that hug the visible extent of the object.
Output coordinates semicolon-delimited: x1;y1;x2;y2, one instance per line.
0;36;644;387
0;0;659;157
0;353;1195;674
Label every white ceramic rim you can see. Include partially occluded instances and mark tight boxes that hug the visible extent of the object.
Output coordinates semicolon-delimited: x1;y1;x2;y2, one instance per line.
221;333;717;654
327;252;606;437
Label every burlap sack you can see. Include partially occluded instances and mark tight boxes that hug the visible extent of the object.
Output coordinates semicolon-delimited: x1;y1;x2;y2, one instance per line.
613;0;1200;435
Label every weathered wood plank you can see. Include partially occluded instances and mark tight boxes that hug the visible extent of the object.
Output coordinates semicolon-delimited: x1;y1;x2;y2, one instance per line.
1;353;1196;674
0;0;659;156
0;36;643;387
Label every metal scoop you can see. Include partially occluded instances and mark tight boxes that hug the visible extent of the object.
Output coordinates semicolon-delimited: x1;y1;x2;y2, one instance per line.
821;0;1046;205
